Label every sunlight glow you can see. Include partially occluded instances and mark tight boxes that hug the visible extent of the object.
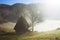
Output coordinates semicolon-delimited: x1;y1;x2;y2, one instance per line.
34;19;60;32
46;0;60;5
34;0;60;32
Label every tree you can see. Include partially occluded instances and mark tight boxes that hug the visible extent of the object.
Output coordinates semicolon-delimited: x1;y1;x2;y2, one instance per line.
28;4;43;32
14;3;43;33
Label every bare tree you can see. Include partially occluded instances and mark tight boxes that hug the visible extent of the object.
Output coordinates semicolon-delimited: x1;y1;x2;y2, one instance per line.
28;4;43;32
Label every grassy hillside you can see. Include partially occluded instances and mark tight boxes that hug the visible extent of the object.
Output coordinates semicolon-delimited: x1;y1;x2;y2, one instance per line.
0;30;60;40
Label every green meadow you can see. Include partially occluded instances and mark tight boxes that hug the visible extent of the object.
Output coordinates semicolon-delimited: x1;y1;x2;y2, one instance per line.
0;30;60;40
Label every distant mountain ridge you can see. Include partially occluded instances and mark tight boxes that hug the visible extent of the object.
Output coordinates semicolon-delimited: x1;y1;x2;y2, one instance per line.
0;3;27;32
0;3;26;23
0;3;41;32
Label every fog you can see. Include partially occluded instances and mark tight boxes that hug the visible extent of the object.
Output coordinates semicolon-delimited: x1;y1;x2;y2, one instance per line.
34;0;60;32
34;19;60;32
41;0;60;19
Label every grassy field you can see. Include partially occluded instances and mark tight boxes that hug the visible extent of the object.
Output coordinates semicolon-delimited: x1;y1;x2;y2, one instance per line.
0;30;60;40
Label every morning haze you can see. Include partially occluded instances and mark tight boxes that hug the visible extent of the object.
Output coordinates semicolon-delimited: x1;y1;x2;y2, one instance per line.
0;0;60;40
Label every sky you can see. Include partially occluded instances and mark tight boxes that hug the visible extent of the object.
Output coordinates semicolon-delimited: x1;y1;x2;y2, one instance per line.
41;0;60;19
0;0;43;5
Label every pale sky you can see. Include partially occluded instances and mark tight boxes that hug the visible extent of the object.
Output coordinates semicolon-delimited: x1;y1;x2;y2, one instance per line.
41;0;60;19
